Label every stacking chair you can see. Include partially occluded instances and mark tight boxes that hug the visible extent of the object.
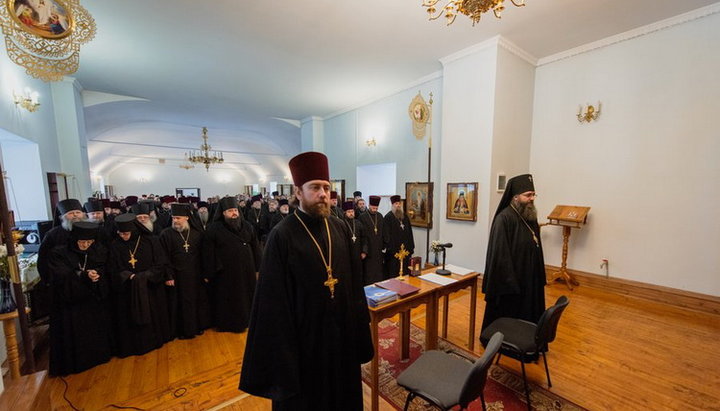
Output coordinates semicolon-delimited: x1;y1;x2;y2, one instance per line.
396;332;504;411
479;295;570;409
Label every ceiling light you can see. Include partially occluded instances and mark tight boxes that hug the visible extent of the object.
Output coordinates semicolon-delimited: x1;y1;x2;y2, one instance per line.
422;0;525;26
187;127;224;172
13;88;40;112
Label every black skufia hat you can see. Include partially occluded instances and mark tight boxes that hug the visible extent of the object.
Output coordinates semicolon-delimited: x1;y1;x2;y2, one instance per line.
171;203;192;217
57;199;83;215
115;213;138;232
84;199;104;213
72;222;99;240
130;202;153;216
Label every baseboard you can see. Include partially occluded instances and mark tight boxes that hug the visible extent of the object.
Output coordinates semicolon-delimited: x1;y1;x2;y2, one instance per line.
545;265;720;316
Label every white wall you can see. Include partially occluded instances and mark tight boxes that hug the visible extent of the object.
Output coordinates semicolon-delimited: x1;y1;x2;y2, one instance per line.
531;13;720;295
0;139;48;221
106;163;255;198
324;76;443;263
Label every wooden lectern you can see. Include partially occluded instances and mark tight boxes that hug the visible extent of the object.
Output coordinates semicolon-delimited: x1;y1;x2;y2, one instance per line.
546;205;590;290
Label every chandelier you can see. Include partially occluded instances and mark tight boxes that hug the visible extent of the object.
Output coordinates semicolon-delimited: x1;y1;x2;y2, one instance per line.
186;127;224;172
422;0;525;26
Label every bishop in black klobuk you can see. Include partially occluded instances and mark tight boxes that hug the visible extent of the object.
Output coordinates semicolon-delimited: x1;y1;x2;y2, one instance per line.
240;151;373;411
481;174;546;331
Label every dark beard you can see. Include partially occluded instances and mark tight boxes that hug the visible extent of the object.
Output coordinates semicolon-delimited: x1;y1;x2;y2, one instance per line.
393;209;404;220
224;216;241;231
305;201;330;218
513;200;537;222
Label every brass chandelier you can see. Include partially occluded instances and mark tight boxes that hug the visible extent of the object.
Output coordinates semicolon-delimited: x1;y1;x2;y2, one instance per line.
422;0;525;26
186;127;224;172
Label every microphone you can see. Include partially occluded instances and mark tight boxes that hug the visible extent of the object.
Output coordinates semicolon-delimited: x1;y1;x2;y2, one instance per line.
436;243;453;248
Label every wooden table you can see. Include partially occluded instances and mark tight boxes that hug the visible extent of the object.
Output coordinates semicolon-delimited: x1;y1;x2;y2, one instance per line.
0;309;22;379
366;269;480;411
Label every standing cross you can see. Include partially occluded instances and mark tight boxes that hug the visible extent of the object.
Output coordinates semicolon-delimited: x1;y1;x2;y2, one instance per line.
394;243;409;280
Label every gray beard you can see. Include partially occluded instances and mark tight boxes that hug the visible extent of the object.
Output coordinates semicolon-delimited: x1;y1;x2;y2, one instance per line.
87;216;104;224
61;215;85;231
172;221;190;232
513;200;537;222
141;220;154;232
199;212;209;223
393;209;404;220
150;214;157;223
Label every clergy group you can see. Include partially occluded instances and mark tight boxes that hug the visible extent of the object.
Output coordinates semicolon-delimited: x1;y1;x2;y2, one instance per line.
37;184;415;377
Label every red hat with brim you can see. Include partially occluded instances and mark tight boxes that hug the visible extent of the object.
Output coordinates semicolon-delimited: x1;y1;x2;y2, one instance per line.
369;195;381;206
289;152;329;187
330;191;338;200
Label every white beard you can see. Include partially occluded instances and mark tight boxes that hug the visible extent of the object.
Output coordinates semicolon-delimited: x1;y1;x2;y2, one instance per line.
141;220;154;232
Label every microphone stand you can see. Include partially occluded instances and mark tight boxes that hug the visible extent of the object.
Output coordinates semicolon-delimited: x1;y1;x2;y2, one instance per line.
435;247;451;275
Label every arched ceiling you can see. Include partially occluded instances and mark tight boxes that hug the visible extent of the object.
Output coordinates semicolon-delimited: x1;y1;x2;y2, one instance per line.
76;0;719;177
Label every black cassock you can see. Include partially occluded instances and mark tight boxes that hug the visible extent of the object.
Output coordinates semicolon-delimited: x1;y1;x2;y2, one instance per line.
481;206;546;330
383;212;415;277
159;227;211;338
245;208;265;240
108;233;172;357
203;219;261;332
38;226;72;284
343;217;370;282
240;210;373;410
358;211;386;285
47;242;113;376
269;211;288;232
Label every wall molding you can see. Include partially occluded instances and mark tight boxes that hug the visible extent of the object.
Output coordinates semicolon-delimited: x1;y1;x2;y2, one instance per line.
545;265;720;316
538;3;720;66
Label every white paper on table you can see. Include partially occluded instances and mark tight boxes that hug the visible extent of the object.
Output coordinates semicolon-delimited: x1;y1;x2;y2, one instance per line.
419;273;457;286
443;264;474;276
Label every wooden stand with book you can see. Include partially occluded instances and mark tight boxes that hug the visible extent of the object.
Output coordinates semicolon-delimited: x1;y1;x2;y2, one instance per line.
546;205;591;290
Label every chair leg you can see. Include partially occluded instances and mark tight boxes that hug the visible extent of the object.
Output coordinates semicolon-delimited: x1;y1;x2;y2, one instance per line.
495;353;502;364
520;360;531;411
480;390;487;411
542;351;552;388
403;392;414;411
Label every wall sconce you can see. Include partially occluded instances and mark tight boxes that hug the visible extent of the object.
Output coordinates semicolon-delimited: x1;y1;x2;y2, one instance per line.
366;137;377;147
577;102;601;123
13;88;40;112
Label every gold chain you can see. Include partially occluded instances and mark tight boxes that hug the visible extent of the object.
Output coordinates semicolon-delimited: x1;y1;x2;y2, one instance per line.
178;228;191;252
294;211;337;298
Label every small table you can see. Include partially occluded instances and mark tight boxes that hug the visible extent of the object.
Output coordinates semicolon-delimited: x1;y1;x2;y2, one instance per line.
0;309;27;380
366;269;479;411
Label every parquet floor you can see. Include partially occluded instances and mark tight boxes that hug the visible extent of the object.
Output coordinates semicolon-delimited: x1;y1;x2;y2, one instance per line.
20;281;720;410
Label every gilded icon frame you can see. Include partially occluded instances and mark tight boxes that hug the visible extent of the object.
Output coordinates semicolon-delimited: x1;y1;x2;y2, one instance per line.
405;182;433;229
447;182;478;222
7;0;75;39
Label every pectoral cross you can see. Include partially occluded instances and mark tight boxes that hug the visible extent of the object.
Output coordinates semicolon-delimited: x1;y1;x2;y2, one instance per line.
128;255;137;269
351;234;357;243
400;222;405;230
324;268;338;298
374;227;378;235
394;244;410;280
183;242;190;252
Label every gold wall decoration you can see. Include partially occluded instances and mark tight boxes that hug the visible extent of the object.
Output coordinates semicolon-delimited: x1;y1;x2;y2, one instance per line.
408;92;432;140
577;102;602;123
0;0;96;81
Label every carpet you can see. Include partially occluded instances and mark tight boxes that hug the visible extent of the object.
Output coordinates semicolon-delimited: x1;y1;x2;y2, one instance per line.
361;320;586;411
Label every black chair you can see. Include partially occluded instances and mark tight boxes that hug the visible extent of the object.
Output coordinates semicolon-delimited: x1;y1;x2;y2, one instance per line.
479;295;570;409
396;332;504;411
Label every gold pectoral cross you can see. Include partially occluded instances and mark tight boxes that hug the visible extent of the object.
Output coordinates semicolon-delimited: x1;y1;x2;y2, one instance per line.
128;255;137;269
324;268;338;299
183;242;190;252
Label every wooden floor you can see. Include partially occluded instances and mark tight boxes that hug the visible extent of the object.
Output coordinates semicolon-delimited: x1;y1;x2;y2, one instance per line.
9;281;720;410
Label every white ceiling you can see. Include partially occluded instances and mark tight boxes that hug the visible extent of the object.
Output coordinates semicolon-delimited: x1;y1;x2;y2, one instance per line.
79;0;719;176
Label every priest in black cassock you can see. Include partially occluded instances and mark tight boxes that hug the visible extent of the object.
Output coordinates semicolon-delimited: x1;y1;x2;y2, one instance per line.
38;199;86;285
197;201;211;230
481;174;546;331
384;195;414;278
159;203;211;339
108;213;171;357
203;196;261;333
47;222;113;376
329;191;343;219
240;151;373;411
245;194;265;236
130;202;163;236
342;200;368;263
269;198;289;231
359;195;386;285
